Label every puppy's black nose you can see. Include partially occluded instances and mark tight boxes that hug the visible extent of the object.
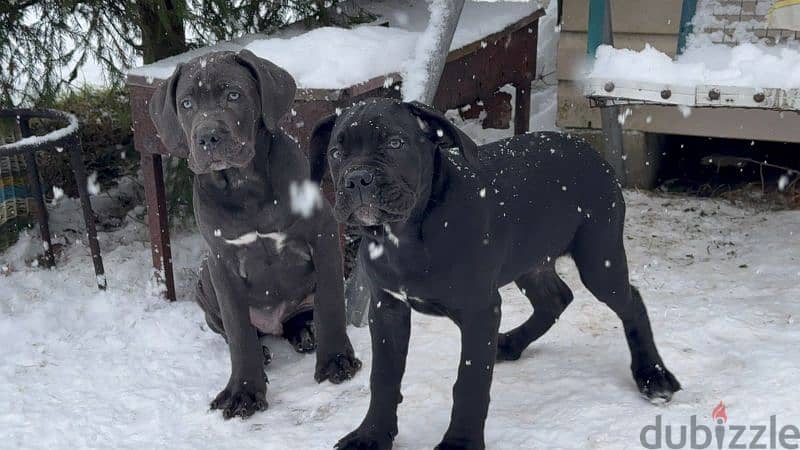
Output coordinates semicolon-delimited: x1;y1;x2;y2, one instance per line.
195;127;222;149
344;169;374;190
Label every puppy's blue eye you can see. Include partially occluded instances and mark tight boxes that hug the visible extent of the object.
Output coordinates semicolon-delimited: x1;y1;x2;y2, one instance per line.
181;99;193;109
388;137;403;149
331;149;343;159
227;91;240;101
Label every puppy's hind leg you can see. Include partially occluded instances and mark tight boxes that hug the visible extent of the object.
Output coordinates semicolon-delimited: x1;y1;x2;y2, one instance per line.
497;268;574;361
571;222;681;403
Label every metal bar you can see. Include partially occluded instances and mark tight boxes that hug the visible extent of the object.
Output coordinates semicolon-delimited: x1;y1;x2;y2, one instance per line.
18;118;55;268
140;152;176;301
415;0;466;104
514;18;539;134
586;0;606;58
677;0;698;55
587;0;626;184
68;138;106;290
514;82;532;135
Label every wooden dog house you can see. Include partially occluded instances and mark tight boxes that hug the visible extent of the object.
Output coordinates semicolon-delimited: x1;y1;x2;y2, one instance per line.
127;1;545;300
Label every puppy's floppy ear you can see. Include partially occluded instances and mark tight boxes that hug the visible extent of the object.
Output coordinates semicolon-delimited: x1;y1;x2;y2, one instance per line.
309;114;337;184
236;49;297;131
149;63;190;157
406;101;480;167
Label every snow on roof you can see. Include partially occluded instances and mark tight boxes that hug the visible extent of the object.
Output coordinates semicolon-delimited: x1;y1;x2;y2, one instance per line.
588;40;800;90
128;0;542;88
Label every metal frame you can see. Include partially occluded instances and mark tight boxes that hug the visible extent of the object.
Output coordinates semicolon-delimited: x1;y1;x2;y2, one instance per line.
677;0;698;54
0;109;106;290
587;0;626;184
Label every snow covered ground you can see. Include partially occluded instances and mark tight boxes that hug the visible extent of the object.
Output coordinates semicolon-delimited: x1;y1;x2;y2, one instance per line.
2;176;799;450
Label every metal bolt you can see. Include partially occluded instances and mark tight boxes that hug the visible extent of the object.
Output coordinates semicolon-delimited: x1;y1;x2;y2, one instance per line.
753;92;765;103
660;89;672;100
708;89;721;101
604;82;615;92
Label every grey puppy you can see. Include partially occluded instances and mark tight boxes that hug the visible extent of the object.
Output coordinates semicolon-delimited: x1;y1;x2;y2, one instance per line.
149;50;361;420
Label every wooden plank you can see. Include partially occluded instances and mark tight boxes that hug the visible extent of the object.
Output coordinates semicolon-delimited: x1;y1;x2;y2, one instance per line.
562;0;683;35
585;78;697;106
129;84;171;156
558;80;800;143
586;78;800;111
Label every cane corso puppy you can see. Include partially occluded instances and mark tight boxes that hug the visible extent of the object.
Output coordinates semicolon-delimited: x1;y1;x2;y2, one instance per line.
149;50;361;419
308;98;681;449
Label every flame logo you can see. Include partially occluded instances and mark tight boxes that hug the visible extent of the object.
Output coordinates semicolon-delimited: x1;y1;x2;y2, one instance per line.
712;401;728;424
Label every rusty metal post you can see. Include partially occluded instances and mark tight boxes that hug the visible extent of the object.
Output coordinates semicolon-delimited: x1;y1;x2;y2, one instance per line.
412;0;466;104
588;0;626;184
140;152;176;301
18;117;55;267
68;137;106;289
514;17;539;135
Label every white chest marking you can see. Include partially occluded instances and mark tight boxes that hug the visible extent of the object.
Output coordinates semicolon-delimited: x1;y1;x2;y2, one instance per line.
224;231;286;252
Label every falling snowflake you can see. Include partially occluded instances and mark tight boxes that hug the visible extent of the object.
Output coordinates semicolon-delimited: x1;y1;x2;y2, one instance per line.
778;174;790;191
87;172;101;195
368;242;384;260
52;186;64;203
289;180;323;218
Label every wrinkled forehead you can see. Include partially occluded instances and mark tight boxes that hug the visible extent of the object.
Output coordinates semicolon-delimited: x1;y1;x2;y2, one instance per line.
334;100;421;142
175;55;256;97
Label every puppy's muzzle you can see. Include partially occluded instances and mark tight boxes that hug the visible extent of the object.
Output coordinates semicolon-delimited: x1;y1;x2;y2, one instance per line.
188;120;254;173
335;166;414;226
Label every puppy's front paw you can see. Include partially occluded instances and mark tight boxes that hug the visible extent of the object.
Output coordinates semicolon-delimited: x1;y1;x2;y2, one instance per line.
315;351;362;384
335;428;393;450
210;380;268;419
634;364;682;404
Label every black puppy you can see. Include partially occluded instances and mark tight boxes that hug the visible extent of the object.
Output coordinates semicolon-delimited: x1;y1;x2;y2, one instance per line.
309;98;681;449
149;50;360;419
